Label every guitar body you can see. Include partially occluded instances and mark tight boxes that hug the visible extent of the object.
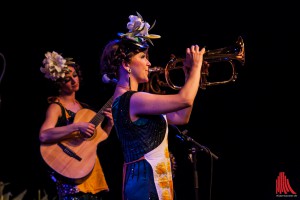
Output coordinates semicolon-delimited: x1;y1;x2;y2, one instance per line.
40;108;109;182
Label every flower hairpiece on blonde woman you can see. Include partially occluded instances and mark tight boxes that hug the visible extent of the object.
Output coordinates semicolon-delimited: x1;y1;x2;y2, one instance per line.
40;51;75;81
118;12;161;48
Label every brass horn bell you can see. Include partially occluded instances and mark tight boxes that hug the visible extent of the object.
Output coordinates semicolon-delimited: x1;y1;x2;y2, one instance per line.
148;36;245;92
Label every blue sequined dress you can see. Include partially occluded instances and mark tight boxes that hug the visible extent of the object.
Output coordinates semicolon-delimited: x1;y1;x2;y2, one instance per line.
112;91;174;200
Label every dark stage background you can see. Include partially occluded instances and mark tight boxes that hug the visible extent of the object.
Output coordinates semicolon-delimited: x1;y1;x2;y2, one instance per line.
1;1;299;200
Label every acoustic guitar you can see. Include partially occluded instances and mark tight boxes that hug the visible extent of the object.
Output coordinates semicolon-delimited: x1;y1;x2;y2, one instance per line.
40;96;113;182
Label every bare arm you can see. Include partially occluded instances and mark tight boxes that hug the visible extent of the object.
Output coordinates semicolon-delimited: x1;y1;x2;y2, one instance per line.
39;104;95;144
130;45;205;124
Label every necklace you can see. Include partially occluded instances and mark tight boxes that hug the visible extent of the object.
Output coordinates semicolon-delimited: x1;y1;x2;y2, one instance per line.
116;84;130;91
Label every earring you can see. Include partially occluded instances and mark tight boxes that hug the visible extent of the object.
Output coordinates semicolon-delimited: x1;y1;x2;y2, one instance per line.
128;68;131;90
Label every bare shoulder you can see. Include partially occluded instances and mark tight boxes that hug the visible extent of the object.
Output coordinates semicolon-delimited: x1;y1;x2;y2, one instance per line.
46;103;62;115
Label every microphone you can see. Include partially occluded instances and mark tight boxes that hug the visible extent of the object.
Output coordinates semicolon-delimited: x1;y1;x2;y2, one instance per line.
170;125;219;160
174;129;201;145
174;129;189;142
170;124;191;143
102;74;118;84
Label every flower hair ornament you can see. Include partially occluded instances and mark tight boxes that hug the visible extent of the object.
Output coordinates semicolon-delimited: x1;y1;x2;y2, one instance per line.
40;51;75;81
118;12;161;48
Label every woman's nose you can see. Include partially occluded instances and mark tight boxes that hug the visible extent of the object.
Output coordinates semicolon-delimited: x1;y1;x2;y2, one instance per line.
71;76;77;83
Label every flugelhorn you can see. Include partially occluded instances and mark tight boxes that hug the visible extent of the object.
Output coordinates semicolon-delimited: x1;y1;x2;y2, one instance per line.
148;36;245;92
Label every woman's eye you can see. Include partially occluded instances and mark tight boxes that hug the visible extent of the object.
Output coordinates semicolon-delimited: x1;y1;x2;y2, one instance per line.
64;78;71;83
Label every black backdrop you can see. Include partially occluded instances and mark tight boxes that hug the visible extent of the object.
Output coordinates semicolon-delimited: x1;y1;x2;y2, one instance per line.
1;1;299;200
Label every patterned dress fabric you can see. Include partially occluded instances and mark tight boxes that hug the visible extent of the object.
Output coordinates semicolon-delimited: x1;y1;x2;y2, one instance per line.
112;91;173;200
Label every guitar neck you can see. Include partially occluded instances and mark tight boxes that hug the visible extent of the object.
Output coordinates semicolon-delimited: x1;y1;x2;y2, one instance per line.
89;96;113;126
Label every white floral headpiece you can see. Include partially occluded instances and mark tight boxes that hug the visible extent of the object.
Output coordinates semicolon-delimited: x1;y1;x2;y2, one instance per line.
118;12;161;47
40;51;75;81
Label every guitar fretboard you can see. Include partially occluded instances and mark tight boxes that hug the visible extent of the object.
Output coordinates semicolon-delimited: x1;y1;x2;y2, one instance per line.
90;96;113;126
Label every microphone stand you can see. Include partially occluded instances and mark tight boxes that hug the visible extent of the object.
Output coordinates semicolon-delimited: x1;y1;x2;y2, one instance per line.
190;146;200;200
170;125;218;200
187;133;218;200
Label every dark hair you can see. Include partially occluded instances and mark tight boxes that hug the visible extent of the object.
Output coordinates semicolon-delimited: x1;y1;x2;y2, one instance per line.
68;63;83;81
52;63;83;87
100;39;148;80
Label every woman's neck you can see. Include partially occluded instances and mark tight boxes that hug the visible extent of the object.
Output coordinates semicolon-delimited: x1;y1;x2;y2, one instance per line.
116;79;138;91
58;94;77;105
116;83;130;91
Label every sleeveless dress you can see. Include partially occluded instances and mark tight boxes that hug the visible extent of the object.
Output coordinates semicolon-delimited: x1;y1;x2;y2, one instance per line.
45;98;109;200
112;91;174;200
